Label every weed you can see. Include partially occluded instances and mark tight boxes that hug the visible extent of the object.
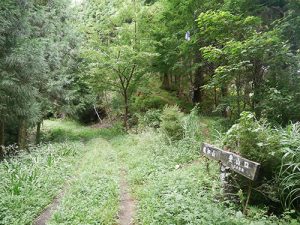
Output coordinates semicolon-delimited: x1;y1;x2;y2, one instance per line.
0;141;84;225
112;124;298;224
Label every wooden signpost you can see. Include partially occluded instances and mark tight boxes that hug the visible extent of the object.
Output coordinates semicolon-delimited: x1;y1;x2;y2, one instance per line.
201;143;261;214
201;143;260;180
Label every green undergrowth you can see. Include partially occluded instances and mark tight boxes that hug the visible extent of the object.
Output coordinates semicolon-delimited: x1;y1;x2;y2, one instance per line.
132;77;194;112
2;118;298;225
49;138;120;225
112;128;297;224
0;141;84;225
0;119;123;225
198;115;227;142
42;119;124;142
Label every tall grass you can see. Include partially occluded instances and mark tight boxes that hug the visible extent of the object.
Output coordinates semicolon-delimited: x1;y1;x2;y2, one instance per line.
112;127;295;224
111;109;299;224
0;142;84;225
278;123;300;210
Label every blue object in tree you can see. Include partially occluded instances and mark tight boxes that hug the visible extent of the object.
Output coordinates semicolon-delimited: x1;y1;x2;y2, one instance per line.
185;31;191;41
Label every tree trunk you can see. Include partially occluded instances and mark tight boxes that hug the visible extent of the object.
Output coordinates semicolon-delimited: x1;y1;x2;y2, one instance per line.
252;60;263;118
0;121;4;160
193;50;205;104
93;105;103;123
18;120;27;150
124;91;129;131
214;86;218;109
175;74;183;97
36;121;42;145
221;86;228;118
236;74;241;116
162;72;171;90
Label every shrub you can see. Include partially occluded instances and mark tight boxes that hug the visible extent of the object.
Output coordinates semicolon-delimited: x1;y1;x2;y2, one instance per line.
160;105;184;141
138;109;162;129
133;95;169;112
222;112;284;210
223;112;281;178
182;106;201;140
261;88;300;126
222;112;300;214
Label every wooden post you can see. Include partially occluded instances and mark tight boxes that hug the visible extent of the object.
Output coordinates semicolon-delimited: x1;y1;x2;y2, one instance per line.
206;159;210;174
201;143;260;215
243;181;252;215
220;163;232;200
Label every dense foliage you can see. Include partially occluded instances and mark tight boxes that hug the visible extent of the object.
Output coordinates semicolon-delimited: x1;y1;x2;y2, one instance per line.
2;0;300;146
223;112;300;212
0;0;83;152
1;0;300;223
113;114;298;224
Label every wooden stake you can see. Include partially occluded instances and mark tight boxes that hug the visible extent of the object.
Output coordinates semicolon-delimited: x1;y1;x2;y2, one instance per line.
243;181;252;215
206;159;210;174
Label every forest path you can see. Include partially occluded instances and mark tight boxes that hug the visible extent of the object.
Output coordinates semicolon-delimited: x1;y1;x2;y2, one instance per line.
118;169;136;225
33;135;136;225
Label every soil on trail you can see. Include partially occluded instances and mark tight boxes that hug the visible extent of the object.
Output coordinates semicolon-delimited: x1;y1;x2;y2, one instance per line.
118;169;136;225
33;192;64;225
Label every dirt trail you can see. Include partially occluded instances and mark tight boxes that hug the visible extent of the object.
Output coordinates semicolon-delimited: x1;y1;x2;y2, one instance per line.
33;192;64;225
118;169;136;225
34;139;136;225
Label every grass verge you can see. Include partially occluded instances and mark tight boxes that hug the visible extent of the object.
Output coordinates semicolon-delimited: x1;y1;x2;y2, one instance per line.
0;141;84;225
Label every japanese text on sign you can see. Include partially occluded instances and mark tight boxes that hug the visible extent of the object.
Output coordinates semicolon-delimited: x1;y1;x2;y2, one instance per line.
201;143;260;180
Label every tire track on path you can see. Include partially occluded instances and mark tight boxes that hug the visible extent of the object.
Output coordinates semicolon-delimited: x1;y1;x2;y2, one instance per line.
118;169;136;225
33;192;64;225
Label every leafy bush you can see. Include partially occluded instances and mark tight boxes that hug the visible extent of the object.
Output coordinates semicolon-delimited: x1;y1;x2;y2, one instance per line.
223;112;281;178
262;88;300;126
138;109;162;129
223;112;300;213
160;105;184;141
133;95;169;112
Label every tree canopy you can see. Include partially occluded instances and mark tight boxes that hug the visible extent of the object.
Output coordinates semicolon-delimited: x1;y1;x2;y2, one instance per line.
1;0;300;148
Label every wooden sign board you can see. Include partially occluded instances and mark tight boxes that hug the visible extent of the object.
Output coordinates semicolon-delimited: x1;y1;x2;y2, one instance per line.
201;143;260;181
